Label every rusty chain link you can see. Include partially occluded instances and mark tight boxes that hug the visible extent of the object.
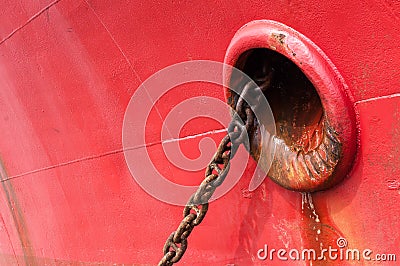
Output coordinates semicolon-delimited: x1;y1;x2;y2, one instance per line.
158;80;258;266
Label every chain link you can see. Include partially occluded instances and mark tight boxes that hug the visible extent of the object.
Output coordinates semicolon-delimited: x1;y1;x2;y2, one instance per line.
158;81;257;266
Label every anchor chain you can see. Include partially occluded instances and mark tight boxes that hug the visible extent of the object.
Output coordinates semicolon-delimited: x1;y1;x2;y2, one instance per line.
158;80;259;266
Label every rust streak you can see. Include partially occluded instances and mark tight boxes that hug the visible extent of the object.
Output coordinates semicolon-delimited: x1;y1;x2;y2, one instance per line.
0;161;36;265
0;213;18;265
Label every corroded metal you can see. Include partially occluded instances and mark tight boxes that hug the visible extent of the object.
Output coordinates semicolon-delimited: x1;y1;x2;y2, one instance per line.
229;48;343;192
224;21;358;192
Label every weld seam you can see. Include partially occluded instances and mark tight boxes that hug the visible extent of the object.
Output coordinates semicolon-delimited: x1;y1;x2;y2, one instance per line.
354;93;400;105
2;128;227;182
0;0;62;45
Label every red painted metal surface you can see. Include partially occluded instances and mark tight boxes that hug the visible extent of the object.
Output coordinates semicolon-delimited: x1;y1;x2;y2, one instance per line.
0;1;399;265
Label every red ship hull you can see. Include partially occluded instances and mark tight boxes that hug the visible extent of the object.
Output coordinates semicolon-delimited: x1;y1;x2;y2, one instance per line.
0;1;399;265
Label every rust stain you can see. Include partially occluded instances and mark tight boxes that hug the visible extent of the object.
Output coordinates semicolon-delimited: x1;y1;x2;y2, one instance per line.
0;212;18;264
230;48;343;192
300;192;345;265
272;32;286;45
0;160;37;265
271;32;298;59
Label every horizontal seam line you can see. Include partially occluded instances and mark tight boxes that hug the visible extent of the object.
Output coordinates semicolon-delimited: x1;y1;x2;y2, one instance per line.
1;128;227;182
354;93;400;105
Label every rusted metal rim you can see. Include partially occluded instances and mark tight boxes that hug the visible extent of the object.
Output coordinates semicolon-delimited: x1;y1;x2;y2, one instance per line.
224;20;357;191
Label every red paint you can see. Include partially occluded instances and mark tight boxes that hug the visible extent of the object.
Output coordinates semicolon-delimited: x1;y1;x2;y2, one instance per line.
0;1;399;265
